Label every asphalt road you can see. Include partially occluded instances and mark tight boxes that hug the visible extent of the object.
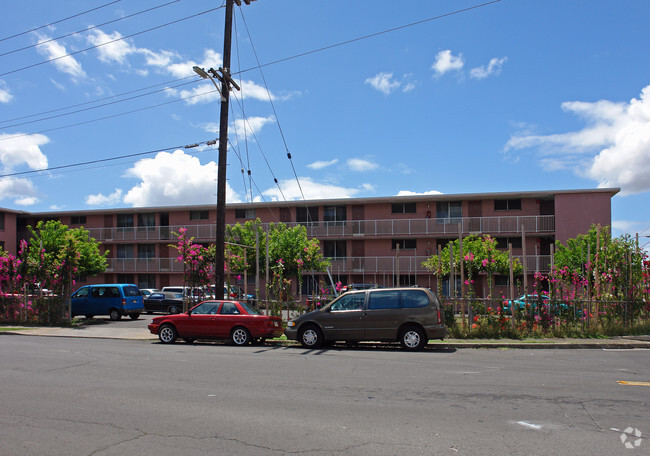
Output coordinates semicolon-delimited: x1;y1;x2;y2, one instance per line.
0;335;648;456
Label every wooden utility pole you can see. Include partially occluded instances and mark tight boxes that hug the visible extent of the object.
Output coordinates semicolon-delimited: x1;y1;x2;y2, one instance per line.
214;0;254;296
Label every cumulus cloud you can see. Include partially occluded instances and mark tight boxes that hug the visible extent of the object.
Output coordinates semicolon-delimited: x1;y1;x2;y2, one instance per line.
307;159;338;170
505;84;650;195
347;158;379;172
395;190;443;196
35;35;86;79
85;189;123;206
232;116;274;140
86;29;138;64
470;57;507;79
0;80;12;103
365;72;418;94
432;50;464;76
117;150;241;207
0;178;40;206
0;133;49;171
262;177;370;201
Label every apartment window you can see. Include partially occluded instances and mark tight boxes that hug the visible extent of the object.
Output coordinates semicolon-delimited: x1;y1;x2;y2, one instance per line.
323;240;346;258
323;206;346;224
117;244;134;259
392;239;417;250
138;213;156;228
391;202;416;214
235;208;255;219
117;214;134;229
0;241;4;251
436;202;462;222
496;237;523;249
70;215;86;225
190;210;209;220
0;213;4;230
138;244;156;259
494;199;521;211
296;207;319;224
117;274;134;284
494;276;509;286
138;274;156;289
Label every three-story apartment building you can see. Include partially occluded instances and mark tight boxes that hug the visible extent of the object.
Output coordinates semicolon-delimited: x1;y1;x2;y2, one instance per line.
0;188;617;298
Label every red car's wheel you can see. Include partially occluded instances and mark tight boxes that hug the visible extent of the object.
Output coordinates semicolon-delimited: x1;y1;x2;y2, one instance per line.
159;324;178;344
231;327;251;345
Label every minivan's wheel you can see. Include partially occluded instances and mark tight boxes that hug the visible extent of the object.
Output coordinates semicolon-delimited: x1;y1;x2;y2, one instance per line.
299;325;323;349
400;325;427;351
159;324;178;344
231;327;251;345
129;313;140;320
109;309;121;321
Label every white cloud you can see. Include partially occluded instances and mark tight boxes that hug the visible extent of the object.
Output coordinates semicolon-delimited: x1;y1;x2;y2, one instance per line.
506;84;650;195
365;72;401;95
86;29;138;64
0;133;49;171
262;177;370;201
232;116;274;140
85;188;123;206
35;35;86;79
347;158;379;172
470;57;507;79
396;190;443;196
432;50;464;76
365;72;418;94
0;80;12;103
0;178;40;206
307;159;338;170
120;150;241;207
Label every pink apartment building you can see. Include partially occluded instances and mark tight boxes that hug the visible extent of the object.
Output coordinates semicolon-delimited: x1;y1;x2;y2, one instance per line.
1;188;618;298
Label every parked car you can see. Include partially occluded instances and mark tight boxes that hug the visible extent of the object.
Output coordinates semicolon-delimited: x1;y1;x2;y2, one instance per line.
144;292;184;314
504;294;568;314
285;287;445;351
71;284;144;320
140;288;160;297
340;283;379;294
148;300;283;345
161;286;203;303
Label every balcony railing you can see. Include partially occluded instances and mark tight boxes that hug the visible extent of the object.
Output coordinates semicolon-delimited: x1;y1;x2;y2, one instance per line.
106;255;552;274
89;215;555;242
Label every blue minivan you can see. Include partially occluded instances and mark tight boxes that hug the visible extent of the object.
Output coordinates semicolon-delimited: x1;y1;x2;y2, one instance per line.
71;284;144;320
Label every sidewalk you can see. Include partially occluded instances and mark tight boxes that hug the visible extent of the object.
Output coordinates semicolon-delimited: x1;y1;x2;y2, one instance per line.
2;323;650;349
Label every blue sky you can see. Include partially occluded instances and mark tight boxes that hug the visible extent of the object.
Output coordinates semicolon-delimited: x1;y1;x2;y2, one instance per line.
0;0;649;242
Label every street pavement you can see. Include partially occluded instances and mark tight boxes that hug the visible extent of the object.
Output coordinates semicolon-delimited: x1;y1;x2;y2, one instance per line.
1;316;649;349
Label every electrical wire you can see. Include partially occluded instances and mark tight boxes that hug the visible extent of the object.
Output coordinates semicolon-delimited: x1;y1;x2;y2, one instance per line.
0;0;122;43
0;0;182;59
0;75;195;125
0;86;220;143
233;0;502;76
0;4;225;78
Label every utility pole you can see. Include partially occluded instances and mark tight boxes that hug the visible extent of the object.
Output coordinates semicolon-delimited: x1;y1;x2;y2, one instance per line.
213;0;255;297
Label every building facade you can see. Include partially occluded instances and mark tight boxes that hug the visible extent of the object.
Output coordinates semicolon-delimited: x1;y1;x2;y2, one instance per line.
1;188;618;298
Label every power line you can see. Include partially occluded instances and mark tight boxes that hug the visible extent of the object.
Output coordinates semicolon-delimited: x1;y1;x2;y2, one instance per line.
0;78;199;129
0;0;122;43
0;0;182;59
233;0;502;76
0;4;226;78
0;75;195;125
0;86;220;142
0;139;218;179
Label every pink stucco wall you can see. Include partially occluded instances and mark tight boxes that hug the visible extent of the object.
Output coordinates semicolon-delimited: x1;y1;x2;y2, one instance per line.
554;192;612;244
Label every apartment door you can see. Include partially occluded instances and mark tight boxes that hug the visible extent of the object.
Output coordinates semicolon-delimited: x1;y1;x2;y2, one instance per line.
351;205;364;234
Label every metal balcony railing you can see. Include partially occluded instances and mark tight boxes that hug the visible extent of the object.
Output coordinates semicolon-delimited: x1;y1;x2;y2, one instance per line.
89;215;555;242
106;255;553;274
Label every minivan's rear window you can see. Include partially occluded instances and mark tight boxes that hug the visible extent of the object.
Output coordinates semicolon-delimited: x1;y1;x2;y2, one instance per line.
123;286;140;297
402;290;429;308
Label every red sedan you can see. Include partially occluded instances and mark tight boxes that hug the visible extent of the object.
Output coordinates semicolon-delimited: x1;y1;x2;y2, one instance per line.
148;300;283;345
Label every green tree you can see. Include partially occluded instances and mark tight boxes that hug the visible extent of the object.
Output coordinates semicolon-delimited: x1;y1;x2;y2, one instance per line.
27;220;108;295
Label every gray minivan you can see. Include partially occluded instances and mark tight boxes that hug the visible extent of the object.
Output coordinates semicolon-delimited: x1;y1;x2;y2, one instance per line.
285;287;445;351
71;284;144;320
